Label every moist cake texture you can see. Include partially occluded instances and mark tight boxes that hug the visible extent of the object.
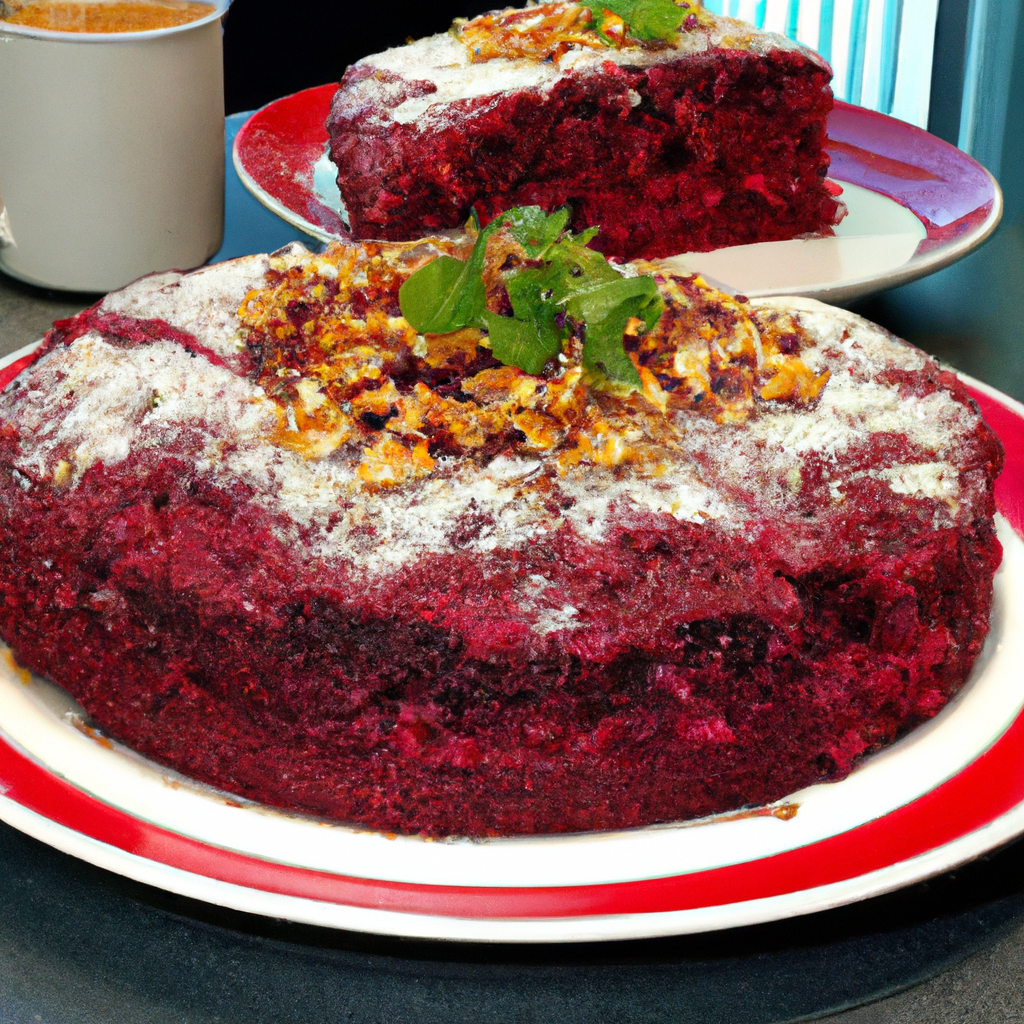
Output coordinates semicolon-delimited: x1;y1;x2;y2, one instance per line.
326;2;842;259
0;239;1003;836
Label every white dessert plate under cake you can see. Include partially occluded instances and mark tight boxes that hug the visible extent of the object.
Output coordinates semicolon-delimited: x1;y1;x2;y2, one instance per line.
1;341;1023;943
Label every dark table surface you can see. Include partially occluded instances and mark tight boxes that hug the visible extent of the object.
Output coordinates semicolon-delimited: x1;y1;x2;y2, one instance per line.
1;114;1023;1023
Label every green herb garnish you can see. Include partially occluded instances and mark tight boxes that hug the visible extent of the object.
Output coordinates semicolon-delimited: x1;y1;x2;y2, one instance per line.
398;207;663;390
597;0;687;42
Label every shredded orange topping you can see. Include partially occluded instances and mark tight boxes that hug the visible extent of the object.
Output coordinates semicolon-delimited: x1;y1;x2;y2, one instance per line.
631;263;830;423
455;1;718;63
457;3;609;63
238;241;829;489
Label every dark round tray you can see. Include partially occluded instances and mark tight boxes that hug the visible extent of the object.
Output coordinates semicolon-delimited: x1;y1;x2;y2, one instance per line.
2;820;1022;1024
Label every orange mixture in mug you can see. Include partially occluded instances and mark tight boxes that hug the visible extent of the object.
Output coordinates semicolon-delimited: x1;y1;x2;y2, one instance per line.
1;0;214;32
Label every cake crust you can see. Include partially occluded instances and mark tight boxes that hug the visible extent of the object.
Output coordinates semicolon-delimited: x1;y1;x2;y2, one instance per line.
0;242;1003;836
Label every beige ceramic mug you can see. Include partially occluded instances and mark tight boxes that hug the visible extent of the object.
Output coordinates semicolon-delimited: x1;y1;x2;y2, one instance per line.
0;1;228;292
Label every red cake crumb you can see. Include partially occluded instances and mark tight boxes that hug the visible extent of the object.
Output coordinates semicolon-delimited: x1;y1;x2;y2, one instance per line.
327;3;841;259
0;242;1003;837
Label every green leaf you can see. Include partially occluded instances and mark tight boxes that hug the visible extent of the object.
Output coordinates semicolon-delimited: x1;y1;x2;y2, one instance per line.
565;276;663;388
398;255;472;334
398;204;664;391
500;206;569;258
505;260;565;336
564;275;661;326
582;318;644;388
482;311;559;375
398;213;514;334
598;0;686;41
572;225;601;248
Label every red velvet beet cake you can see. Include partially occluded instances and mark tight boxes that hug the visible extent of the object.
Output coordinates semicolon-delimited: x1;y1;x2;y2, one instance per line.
326;2;843;259
0;238;1003;837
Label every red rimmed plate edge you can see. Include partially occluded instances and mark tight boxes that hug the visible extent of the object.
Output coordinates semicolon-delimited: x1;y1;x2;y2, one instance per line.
231;83;345;244
1;342;1022;941
0;343;45;390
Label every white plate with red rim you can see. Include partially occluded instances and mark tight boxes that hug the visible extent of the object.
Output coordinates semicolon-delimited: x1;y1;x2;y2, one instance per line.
233;91;1002;305
1;343;1023;943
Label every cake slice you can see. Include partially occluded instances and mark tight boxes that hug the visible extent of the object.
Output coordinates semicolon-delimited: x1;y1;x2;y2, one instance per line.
326;1;842;259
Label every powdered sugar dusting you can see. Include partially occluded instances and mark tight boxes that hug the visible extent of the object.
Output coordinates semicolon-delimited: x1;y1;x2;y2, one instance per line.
8;334;276;485
744;299;974;460
100;254;275;363
560;471;730;542
762;298;928;376
877;462;960;501
659;298;985;536
214;444;733;574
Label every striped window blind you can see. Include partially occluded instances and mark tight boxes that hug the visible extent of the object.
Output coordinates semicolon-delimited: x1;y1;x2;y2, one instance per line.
701;0;940;128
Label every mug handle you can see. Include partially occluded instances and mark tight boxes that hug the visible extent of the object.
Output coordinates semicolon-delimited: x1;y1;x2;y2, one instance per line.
0;189;12;248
